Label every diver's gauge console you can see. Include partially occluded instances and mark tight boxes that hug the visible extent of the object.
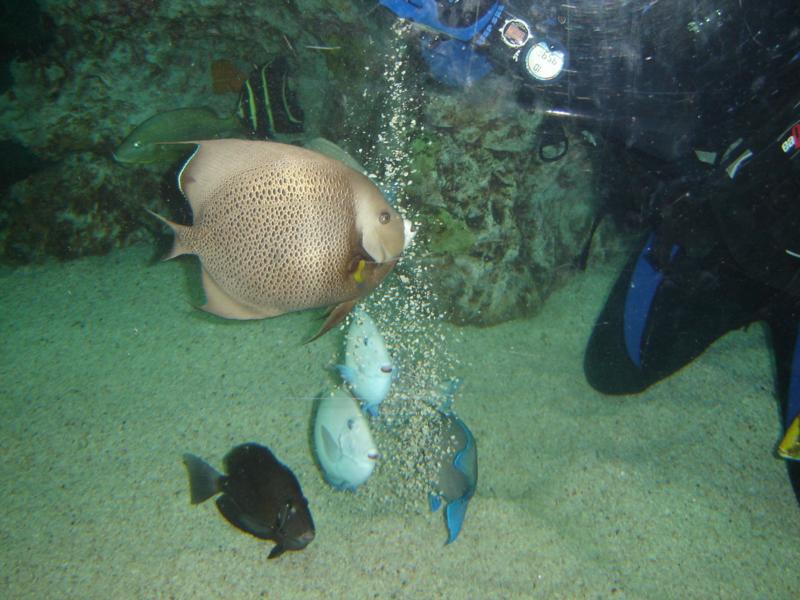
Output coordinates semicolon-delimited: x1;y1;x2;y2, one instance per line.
524;40;567;82
494;14;567;83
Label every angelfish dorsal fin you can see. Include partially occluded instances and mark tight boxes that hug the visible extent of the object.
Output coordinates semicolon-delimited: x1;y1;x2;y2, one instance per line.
303;138;367;175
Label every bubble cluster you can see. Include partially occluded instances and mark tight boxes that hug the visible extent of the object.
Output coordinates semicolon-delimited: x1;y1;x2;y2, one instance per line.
338;24;465;512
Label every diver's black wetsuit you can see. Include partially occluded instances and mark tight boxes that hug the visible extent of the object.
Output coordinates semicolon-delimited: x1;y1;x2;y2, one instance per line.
572;2;800;504
378;0;800;504
583;93;800;504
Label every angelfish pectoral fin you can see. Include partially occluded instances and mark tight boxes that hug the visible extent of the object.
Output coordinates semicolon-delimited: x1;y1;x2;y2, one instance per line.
305;299;358;343
200;269;282;320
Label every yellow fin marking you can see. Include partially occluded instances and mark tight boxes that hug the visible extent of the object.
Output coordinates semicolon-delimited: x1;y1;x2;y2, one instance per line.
353;259;366;283
778;415;800;461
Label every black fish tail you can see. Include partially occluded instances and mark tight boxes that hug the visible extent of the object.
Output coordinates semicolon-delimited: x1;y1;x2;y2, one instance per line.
182;453;222;504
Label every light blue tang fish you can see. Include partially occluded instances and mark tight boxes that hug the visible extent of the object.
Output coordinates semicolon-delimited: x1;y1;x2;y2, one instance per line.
429;408;478;544
336;306;394;416
313;387;379;490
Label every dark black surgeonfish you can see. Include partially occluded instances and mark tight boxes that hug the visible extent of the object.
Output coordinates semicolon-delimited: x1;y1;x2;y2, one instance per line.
237;56;304;139
182;443;315;559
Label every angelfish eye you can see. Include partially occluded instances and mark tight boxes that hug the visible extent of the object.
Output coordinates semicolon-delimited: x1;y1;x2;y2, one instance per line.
378;211;391;224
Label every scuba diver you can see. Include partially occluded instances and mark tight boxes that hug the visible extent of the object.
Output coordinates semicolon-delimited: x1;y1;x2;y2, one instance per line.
376;0;800;504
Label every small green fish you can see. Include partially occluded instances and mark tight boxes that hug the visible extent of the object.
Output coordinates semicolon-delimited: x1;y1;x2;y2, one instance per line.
113;107;243;165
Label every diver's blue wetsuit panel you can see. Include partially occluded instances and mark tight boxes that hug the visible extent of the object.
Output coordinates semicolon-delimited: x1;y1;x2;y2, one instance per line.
788;326;800;428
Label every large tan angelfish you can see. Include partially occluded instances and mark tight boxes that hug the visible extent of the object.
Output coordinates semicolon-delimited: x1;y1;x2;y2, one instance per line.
149;139;407;340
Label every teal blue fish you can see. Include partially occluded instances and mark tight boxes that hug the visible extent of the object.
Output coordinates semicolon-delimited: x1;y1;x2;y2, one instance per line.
427;380;478;544
429;409;478;544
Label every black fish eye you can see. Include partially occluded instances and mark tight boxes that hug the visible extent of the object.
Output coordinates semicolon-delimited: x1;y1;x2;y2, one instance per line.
378;211;391;224
347;418;355;430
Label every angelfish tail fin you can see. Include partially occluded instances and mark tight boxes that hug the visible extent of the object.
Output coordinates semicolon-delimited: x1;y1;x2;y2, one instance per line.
146;208;193;260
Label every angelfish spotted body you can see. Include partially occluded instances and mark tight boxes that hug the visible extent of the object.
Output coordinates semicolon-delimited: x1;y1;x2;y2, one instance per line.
149;139;409;339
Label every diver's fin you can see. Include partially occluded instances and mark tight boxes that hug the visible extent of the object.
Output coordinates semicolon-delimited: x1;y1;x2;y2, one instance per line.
444;497;469;544
623;233;680;367
779;415;800;460
182;453;222;504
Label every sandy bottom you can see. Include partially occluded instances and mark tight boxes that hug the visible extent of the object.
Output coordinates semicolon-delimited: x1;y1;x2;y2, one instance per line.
1;245;798;599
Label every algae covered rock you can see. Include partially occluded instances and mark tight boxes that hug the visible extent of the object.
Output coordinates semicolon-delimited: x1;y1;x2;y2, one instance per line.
0;0;391;262
405;82;598;325
0;0;603;329
1;152;162;262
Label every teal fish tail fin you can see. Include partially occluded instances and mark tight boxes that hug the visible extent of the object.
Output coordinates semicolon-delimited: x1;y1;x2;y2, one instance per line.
182;453;222;504
146;209;193;260
444;497;469;544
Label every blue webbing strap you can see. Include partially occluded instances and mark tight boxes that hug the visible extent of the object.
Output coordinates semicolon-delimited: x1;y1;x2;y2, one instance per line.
379;0;502;43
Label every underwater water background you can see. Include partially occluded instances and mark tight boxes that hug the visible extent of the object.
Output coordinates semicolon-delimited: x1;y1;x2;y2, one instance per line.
1;1;799;599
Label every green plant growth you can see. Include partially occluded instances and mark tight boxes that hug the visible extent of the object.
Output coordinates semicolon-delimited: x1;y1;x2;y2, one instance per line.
426;209;476;257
